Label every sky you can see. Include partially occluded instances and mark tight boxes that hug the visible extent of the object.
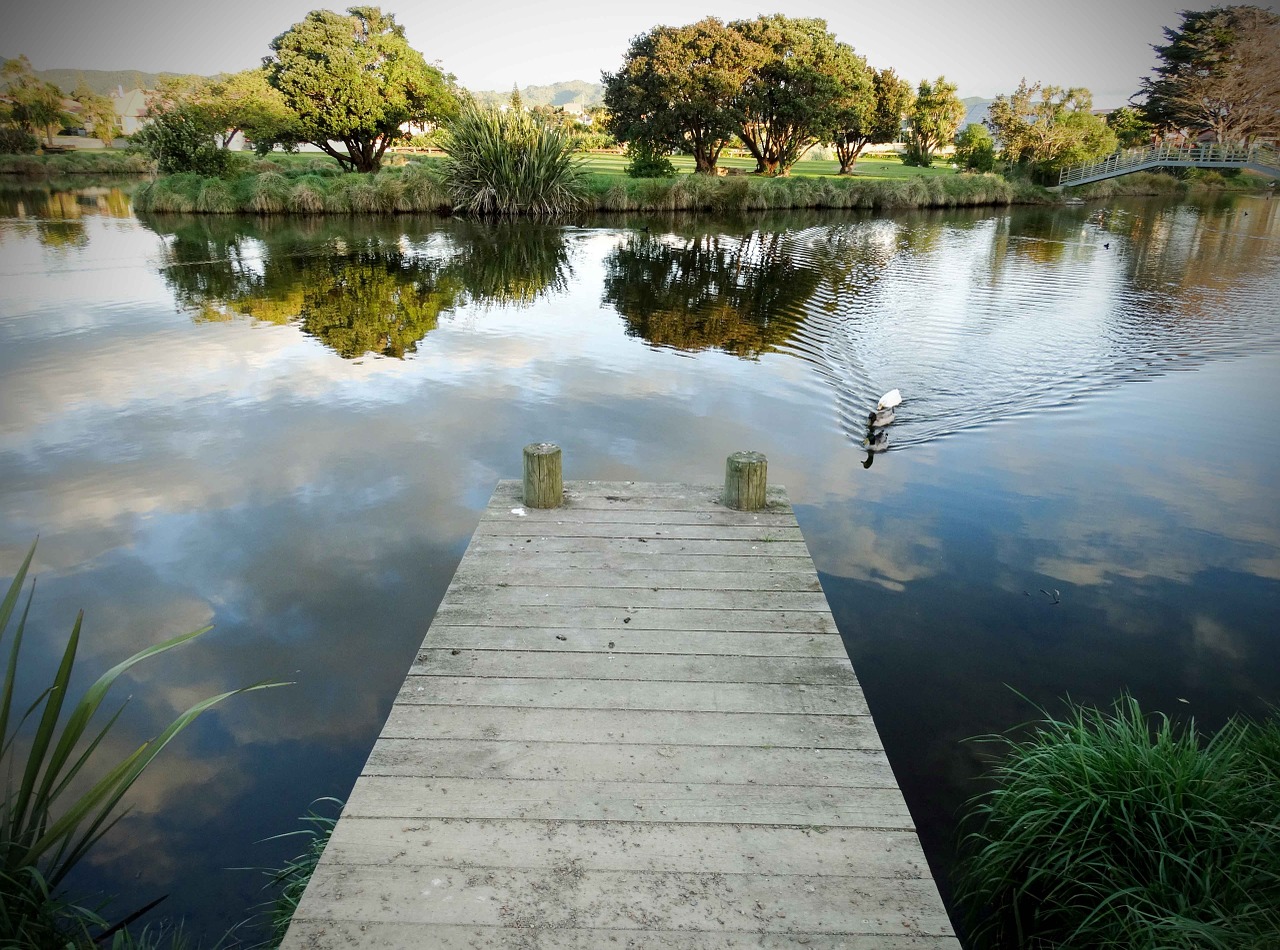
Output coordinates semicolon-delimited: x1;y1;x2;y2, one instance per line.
4;0;1274;107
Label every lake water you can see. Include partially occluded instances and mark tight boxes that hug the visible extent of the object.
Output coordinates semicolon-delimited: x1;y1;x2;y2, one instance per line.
1;184;1278;942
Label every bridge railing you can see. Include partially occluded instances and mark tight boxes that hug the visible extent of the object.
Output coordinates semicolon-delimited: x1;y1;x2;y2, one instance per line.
1058;143;1279;186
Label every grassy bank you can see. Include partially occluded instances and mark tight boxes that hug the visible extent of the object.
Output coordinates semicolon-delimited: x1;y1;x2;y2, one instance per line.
134;159;1053;215
0;150;154;176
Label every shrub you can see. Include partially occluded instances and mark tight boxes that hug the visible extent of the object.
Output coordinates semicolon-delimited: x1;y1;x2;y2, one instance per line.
955;125;996;173
0;125;39;154
129;105;232;176
956;695;1280;950
438;105;587;215
625;141;677;179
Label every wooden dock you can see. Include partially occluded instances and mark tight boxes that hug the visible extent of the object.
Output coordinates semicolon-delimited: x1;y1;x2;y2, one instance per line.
282;478;959;949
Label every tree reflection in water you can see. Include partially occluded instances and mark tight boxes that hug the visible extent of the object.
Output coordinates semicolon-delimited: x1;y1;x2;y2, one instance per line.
143;216;575;359
601;229;820;358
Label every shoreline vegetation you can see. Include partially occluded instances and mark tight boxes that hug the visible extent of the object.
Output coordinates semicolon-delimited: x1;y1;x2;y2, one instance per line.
131;164;1267;216
4;152;1267;217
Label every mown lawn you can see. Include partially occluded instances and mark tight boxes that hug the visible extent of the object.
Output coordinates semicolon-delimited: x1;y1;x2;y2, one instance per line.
574;150;959;180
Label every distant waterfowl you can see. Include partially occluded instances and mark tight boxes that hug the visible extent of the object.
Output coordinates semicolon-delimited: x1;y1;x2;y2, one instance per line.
877;389;902;411
1103;242;1110;249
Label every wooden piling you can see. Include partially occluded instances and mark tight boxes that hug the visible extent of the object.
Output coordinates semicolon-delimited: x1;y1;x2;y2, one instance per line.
522;442;563;508
724;450;768;510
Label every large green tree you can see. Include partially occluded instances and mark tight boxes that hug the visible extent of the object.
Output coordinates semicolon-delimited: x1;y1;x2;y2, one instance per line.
831;66;912;174
264;6;459;172
603;17;752;174
901;76;964;167
985;81;1117;182
1137;5;1280;145
1106;106;1155;148
2;56;72;146
192;69;298;151
730;15;868;176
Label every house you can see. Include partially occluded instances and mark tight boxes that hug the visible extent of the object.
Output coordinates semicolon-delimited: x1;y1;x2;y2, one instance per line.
111;87;148;135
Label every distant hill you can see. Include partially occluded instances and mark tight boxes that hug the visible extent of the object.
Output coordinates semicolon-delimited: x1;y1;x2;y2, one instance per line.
0;59;199;95
5;60;608;110
471;80;605;109
961;97;994;129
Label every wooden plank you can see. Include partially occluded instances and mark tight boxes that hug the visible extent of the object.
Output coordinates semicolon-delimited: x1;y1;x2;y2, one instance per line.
439;584;831;612
431;604;838;633
391;678;869;716
452;563;824;590
483;506;801;527
362;740;897;787
466;534;813;557
479;521;806;541
410;651;854;684
285;921;960;950
421;627;850;658
322;817;934;877
294;864;955;934
379;706;882;749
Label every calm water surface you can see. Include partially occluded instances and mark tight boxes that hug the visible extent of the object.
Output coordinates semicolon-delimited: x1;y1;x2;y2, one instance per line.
1;184;1278;941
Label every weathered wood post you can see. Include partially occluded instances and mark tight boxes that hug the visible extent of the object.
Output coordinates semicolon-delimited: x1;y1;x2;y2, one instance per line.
724;451;767;511
522;442;563;508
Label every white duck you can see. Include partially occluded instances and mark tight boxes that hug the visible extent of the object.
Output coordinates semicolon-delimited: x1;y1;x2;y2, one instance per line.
868;389;901;428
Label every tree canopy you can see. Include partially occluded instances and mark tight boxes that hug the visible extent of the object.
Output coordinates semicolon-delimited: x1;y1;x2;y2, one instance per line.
603;17;751;174
732;15;869;176
2;56;72;146
901;76;964;167
1137;5;1280;145
264;6;459;172
72;79;118;144
603;15;871;177
832;66;912;174
985;81;1117;182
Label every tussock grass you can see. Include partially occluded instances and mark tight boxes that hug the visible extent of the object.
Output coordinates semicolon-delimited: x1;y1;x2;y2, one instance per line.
956;695;1280;950
246;172;291;214
195;178;236;214
131;162;1056;216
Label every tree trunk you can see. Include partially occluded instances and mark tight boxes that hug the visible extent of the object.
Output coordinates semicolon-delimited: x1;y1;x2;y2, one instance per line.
694;151;716;174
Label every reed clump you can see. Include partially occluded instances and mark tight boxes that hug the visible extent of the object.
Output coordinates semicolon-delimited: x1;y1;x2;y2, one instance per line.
955;695;1280;950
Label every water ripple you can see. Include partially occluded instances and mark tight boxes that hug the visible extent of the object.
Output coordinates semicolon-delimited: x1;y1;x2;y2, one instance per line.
774;201;1280;449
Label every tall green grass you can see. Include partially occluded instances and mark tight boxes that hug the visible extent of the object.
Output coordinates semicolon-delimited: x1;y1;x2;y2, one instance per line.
245;798;341;947
1;539;284;946
437;106;588;215
956;695;1280;949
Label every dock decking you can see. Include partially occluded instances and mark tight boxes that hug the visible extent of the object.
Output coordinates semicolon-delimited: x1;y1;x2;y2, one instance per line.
282;480;959;949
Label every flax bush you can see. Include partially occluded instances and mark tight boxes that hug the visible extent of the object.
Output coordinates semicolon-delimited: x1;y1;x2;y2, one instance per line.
437;106;587;215
1;540;281;946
